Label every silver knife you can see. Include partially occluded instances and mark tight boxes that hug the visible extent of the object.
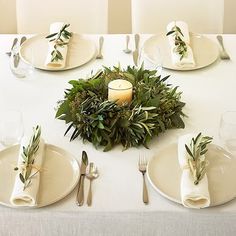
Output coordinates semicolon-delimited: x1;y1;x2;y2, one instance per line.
6;38;18;56
14;36;27;67
76;151;88;206
133;34;140;66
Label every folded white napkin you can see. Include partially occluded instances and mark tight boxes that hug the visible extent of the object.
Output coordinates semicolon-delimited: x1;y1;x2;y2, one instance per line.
10;137;45;207
178;134;210;208
45;22;70;69
167;21;195;68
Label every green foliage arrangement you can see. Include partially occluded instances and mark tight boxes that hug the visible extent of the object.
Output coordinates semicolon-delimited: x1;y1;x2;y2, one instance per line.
56;66;186;151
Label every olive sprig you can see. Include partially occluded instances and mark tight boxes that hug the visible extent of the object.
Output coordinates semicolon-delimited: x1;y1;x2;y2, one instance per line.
46;24;72;62
185;133;213;185
166;25;188;60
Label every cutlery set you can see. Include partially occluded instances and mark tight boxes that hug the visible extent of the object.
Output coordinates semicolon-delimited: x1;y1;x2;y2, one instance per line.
123;34;141;66
76;151;99;206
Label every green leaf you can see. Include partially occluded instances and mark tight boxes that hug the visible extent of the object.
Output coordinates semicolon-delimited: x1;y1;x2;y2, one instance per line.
19;173;25;184
98;122;105;129
185;144;194;158
45;32;57;39
166;30;175;36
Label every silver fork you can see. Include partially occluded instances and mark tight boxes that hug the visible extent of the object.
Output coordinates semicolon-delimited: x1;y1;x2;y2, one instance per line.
138;155;149;204
216;35;230;60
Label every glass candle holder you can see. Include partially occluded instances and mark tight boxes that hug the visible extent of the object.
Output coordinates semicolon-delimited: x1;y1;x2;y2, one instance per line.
108;79;133;105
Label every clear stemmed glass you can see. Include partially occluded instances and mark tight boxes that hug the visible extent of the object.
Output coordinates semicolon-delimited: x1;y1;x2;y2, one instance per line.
0;110;24;147
9;44;34;79
219;111;236;156
138;46;162;76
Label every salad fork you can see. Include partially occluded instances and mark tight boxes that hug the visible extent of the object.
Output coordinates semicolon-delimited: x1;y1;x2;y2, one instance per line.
86;162;99;206
138;155;149;204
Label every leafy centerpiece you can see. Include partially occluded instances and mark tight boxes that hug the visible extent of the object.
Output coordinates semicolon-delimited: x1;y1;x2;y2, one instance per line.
56;66;186;151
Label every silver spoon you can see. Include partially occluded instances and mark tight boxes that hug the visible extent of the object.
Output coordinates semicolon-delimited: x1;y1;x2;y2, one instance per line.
123;35;131;54
86;162;99;206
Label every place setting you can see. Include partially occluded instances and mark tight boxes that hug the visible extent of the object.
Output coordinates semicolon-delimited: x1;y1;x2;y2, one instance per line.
0;125;81;208
19;22;97;71
142;20;220;71
0;110;101;208
147;132;236;208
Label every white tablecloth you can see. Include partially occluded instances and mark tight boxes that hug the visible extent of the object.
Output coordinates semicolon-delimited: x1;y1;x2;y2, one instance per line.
0;34;236;236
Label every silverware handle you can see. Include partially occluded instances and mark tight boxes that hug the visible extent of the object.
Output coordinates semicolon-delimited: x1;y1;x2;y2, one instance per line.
142;174;149;204
98;36;104;55
11;38;18;50
126;35;130;50
217;35;225;50
20;36;27;45
76;175;85;206
87;180;92;206
135;34;140;50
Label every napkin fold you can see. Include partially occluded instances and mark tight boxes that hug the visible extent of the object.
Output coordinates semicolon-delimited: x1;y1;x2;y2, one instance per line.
45;22;70;69
166;21;195;68
178;134;210;209
10;137;45;207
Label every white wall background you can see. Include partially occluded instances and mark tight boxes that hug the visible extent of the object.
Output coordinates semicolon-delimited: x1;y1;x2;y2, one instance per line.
0;0;235;33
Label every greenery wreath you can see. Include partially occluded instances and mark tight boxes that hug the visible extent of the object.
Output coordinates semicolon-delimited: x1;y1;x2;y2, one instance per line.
56;66;186;151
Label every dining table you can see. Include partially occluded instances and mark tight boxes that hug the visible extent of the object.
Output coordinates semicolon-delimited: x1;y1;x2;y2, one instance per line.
0;33;236;236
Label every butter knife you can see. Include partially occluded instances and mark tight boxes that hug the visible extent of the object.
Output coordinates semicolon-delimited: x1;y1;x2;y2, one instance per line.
76;151;88;206
132;34;140;66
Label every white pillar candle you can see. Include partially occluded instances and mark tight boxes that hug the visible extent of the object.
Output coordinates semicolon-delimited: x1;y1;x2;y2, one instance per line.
108;79;133;105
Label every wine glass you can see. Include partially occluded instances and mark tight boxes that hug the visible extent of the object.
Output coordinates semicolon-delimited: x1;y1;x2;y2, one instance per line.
138;46;162;76
9;44;34;79
0;110;24;147
219;111;236;156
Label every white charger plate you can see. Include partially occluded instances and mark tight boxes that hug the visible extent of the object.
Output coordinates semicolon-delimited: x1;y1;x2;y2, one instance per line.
147;143;236;207
0;144;80;208
20;34;96;71
143;33;219;71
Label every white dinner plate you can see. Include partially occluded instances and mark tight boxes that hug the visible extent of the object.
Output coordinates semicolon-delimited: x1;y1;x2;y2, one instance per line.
147;143;236;207
143;33;219;71
20;34;96;71
0;144;80;208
